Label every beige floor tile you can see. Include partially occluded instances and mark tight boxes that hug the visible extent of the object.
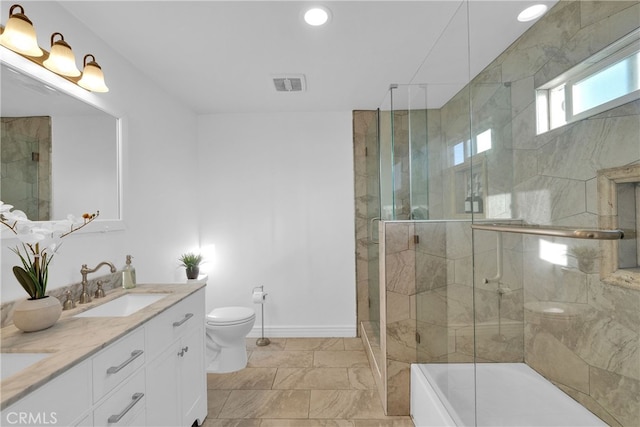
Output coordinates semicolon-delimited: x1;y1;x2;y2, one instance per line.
314;351;369;368
344;338;365;351
207;338;411;426
248;351;314;368
207;368;277;390
285;338;345;351
202;419;262;427
219;390;311;419
309;390;387;419
273;367;351;390
348;368;376;390
207;390;232;418
246;338;287;351
353;419;415;427
261;419;355;426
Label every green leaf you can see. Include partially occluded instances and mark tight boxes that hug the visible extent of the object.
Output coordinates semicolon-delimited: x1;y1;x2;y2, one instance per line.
12;266;37;298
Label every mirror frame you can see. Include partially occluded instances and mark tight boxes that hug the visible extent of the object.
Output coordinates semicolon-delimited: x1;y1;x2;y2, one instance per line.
0;46;124;234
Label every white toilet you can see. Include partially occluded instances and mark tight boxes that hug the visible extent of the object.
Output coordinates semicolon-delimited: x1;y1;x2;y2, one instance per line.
205;306;256;373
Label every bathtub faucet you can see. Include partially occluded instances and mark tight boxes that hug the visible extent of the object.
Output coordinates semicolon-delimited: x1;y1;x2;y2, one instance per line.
79;261;117;304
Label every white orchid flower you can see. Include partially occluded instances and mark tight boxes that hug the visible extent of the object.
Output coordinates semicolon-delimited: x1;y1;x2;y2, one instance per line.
29;224;55;236
3;209;28;223
4;201;99;300
66;214;82;225
16;231;46;245
0;201;14;213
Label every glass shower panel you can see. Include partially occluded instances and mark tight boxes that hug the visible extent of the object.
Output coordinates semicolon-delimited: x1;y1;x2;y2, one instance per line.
407;2;475;425
469;80;523;367
379;90;395;220
388;84;430;220
365;109;381;351
408;87;429;220
411;0;475;424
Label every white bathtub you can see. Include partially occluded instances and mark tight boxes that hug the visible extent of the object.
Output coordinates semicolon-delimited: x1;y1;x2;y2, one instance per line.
410;363;606;427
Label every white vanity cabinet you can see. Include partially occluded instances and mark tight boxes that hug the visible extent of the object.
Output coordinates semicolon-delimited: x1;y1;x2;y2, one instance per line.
92;369;146;426
0;359;92;426
145;289;207;426
1;286;207;427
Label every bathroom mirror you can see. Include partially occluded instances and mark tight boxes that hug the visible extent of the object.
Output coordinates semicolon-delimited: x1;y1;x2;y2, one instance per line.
0;53;121;226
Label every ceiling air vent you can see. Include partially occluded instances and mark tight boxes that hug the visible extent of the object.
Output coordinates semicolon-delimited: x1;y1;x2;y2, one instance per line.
272;74;306;92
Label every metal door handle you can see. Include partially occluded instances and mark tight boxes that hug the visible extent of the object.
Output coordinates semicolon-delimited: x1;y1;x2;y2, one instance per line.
172;312;194;327
106;350;143;374
107;392;144;423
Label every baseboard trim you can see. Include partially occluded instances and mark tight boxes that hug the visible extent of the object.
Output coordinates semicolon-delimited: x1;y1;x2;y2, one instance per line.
248;325;356;338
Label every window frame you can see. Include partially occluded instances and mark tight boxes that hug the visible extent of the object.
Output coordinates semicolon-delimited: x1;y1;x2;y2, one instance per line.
536;28;640;134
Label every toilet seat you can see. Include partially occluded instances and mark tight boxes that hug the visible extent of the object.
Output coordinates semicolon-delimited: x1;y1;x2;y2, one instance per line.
207;306;255;326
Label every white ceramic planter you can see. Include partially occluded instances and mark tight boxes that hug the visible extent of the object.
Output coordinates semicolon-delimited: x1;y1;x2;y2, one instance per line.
13;296;62;332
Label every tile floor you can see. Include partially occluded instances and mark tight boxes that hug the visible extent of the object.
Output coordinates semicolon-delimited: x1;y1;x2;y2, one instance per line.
204;337;415;427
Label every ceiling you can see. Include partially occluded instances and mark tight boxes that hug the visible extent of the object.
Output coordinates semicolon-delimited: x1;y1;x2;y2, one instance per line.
55;1;557;114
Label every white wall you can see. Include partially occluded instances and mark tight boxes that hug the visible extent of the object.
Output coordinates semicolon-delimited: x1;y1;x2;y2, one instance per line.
197;112;356;337
1;1;200;301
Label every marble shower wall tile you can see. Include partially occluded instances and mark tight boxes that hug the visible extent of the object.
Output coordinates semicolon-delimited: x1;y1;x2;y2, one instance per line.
386;360;410;416
590;365;640;427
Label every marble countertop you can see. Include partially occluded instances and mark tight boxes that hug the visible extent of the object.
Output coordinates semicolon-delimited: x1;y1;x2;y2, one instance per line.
0;282;206;410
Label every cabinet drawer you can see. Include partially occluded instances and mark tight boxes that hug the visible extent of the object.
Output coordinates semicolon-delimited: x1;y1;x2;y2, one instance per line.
1;359;91;427
93;327;145;402
146;290;204;357
93;369;145;426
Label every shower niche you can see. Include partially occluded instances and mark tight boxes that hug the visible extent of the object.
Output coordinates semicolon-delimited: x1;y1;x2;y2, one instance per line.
598;164;640;285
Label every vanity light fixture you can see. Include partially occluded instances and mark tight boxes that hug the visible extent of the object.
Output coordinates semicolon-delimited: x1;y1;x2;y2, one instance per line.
0;4;42;57
43;32;81;77
78;54;109;92
304;6;331;26
0;3;108;93
517;4;548;22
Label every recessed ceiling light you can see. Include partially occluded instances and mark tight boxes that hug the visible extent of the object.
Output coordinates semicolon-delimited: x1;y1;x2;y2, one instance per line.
304;6;331;26
517;4;548;22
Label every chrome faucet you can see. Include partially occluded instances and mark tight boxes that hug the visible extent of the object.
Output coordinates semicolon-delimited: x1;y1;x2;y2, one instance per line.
79;261;117;304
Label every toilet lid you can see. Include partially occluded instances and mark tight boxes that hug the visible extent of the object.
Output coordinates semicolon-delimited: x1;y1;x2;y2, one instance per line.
207;306;255;325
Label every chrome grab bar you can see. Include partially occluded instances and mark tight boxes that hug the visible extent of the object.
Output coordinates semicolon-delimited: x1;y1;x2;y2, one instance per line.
471;223;624;240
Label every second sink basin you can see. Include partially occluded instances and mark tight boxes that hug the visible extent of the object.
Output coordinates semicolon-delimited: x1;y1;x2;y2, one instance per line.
74;294;167;318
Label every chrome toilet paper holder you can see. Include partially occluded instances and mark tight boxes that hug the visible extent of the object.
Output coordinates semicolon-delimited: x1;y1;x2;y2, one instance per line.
252;285;270;347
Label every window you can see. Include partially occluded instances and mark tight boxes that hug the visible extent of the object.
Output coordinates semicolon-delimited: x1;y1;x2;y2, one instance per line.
450;129;492;166
536;29;639;134
476;129;492;154
452;140;469;166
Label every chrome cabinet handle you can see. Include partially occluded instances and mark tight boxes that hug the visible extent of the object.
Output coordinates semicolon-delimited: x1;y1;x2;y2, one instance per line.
172;312;194;327
106;350;143;374
177;346;189;357
107;392;144;423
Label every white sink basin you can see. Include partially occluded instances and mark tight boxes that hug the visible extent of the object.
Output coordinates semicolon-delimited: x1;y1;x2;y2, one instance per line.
1;353;50;380
74;294;167;318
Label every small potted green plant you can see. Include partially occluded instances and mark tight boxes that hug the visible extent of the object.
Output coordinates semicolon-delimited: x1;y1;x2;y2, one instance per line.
568;245;599;273
179;252;203;280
